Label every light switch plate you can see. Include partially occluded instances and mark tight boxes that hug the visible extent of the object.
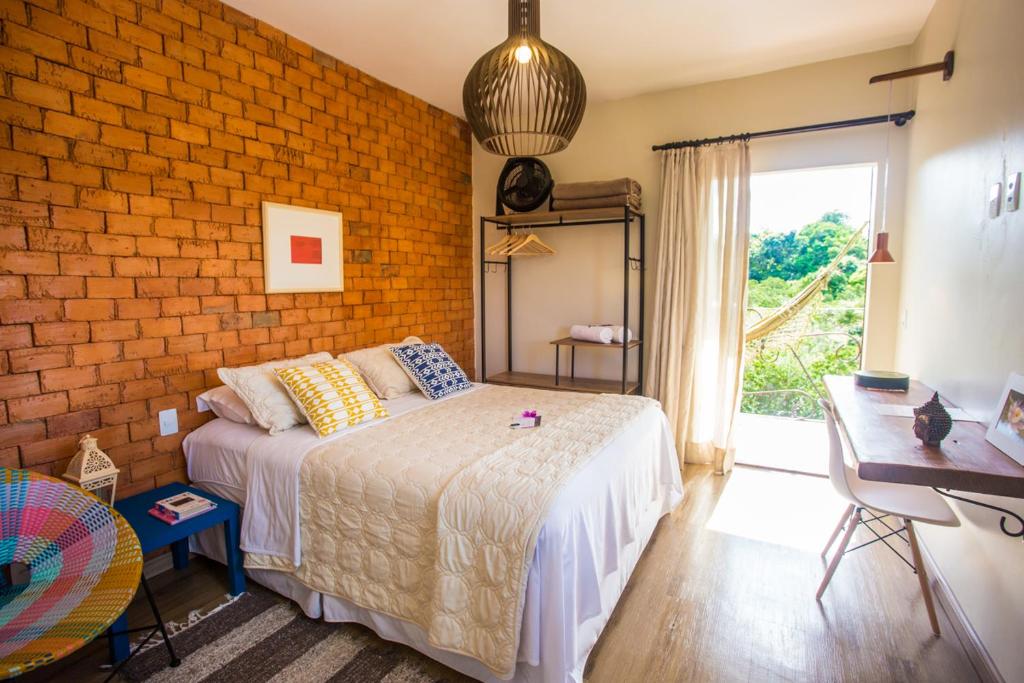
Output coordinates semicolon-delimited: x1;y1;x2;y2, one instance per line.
989;182;1002;218
158;408;178;436
1006;172;1021;212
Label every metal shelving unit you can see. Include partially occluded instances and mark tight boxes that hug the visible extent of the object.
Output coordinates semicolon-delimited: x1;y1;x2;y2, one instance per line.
479;206;645;395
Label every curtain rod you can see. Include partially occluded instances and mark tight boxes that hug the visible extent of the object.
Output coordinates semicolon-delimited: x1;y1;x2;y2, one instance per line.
651;110;916;152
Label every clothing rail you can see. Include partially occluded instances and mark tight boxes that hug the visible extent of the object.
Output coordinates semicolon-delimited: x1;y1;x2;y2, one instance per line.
651;110;916;151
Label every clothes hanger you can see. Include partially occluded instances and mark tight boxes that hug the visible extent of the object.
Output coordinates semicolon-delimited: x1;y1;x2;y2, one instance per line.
504;229;555;256
486;230;518;255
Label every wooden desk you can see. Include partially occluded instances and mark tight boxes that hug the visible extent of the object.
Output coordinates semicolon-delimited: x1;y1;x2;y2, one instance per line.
824;375;1024;499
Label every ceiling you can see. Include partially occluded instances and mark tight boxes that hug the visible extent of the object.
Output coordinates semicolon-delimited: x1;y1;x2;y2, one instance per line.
226;0;935;117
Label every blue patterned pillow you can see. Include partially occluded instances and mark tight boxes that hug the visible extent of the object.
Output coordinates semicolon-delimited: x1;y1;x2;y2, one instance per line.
389;343;471;400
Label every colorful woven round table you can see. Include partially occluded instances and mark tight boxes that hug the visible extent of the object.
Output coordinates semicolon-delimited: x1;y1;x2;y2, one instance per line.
0;468;142;679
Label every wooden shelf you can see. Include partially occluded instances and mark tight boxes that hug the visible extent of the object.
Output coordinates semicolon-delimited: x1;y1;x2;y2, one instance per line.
483;207;643;227
486;371;640;395
549;336;642;350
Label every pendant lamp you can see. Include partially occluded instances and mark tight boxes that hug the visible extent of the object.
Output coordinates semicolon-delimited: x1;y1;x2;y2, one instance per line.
869;82;897;264
463;0;586;156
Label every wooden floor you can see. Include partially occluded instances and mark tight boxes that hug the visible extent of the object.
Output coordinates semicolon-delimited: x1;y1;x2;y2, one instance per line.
26;465;978;682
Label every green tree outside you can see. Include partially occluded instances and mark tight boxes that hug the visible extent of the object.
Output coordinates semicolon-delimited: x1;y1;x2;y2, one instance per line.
742;212;867;419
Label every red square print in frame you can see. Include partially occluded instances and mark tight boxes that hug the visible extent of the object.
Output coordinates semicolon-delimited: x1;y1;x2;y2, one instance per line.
290;235;323;264
262;201;343;293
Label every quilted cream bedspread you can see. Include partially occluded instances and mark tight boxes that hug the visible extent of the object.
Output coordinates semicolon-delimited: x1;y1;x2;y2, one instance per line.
246;384;657;678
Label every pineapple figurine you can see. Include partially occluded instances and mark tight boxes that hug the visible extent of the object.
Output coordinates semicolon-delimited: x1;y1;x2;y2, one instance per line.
912;392;953;447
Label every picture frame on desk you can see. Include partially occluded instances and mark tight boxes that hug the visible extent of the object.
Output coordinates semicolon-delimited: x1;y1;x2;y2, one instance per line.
986;372;1024;466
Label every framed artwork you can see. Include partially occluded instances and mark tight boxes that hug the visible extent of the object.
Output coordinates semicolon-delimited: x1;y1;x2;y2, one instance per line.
262;201;344;293
986;372;1024;466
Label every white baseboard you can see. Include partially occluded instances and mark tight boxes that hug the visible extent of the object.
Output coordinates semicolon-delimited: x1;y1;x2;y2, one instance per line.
920;543;1004;683
142;551;176;579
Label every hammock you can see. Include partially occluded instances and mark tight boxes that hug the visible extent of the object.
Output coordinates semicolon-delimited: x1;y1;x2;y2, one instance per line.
744;223;866;343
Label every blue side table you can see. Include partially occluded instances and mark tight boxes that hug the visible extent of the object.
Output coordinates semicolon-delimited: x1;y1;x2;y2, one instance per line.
108;483;245;662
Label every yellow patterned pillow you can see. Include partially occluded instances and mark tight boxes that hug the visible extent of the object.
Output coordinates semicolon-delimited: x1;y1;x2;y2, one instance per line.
274;359;388;437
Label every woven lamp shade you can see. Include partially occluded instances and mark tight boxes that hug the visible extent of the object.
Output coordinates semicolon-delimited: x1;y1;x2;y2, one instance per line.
463;0;586;156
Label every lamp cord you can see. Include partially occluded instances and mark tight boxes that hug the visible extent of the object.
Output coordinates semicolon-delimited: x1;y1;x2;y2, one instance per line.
880;81;893;236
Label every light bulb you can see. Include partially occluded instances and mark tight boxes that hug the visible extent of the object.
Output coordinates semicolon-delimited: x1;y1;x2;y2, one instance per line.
514;44;532;64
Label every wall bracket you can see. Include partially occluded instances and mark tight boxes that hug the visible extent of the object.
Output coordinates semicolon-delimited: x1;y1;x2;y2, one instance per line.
933;488;1024;540
870;50;954;84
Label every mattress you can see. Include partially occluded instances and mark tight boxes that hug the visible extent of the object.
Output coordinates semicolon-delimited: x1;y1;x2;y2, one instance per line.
184;386;682;682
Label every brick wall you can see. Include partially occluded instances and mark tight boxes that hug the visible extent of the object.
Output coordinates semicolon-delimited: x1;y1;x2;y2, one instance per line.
0;0;474;495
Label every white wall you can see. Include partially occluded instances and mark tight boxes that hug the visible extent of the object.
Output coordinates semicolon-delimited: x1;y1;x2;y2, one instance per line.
473;48;914;384
895;0;1024;679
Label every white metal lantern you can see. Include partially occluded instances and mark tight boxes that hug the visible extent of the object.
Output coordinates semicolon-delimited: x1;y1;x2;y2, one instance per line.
63;434;119;504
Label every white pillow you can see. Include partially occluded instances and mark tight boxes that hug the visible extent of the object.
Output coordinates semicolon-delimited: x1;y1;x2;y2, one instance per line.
341;336;424;400
217;352;333;434
197;385;256;425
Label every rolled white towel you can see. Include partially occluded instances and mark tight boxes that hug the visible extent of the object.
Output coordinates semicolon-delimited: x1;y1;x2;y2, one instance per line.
609;326;633;343
570;324;613;344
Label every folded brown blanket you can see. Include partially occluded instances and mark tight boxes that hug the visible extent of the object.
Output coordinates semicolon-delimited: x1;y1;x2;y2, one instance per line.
551;178;641;200
551;194;642;211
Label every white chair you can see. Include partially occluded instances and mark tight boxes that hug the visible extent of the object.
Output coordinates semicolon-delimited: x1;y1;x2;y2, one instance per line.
817;399;959;635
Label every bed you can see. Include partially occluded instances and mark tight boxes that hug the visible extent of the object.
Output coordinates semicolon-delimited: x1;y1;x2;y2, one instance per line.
184;383;682;683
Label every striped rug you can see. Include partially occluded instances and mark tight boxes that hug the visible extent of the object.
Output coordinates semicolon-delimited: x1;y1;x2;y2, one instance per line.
122;586;472;682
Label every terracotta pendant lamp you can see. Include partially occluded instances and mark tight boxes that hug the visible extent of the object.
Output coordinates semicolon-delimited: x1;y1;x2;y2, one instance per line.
869;82;897;264
463;0;586;156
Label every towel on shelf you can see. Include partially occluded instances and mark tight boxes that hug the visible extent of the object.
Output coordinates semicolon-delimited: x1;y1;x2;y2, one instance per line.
570;324;613;344
552;178;642;200
551;194;642;212
569;324;634;344
608;325;633;344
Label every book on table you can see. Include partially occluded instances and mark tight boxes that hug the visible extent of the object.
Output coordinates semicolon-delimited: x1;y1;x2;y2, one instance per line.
153;491;217;522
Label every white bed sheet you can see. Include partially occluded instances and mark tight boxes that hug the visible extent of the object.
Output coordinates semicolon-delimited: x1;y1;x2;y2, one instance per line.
184;391;682;683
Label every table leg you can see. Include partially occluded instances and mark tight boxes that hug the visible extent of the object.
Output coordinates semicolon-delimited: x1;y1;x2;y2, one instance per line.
171;538;189;570
554;345;560;386
223;515;245;596
107;612;130;663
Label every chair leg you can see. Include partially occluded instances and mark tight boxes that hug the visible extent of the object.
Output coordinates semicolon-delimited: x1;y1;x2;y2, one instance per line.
822;503;855;558
140;575;181;666
905;519;941;636
817;507;861;600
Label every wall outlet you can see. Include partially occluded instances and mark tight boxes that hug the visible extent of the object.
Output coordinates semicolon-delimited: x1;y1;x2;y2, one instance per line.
988;182;1002;218
1006;172;1021;212
158;408;178;436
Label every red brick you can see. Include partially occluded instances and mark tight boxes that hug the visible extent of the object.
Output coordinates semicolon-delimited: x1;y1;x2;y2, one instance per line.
46;409;100;437
0;422;46;449
122;338;165;360
0;299;62;323
34;321;89;345
122;378;165;402
0;150;46;178
91;320;138;341
27;275;85;298
0;373;40;399
116;298;160;319
99;360;145;383
140;317;181;338
40;366;97;392
86;277;135;298
43;111;100;141
9;393;69;422
60;253;112;276
101;400;147;426
8;346;69;373
65;299;114;321
20;434;80;467
71;341;122;365
68;383;121;411
4;25;68;64
0;251;59;276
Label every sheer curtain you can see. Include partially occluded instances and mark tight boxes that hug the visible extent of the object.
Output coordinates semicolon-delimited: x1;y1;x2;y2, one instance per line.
647;141;750;474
